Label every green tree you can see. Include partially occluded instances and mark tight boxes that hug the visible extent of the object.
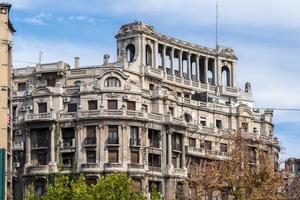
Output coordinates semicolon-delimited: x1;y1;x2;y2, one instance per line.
44;175;71;200
24;184;39;200
150;183;163;200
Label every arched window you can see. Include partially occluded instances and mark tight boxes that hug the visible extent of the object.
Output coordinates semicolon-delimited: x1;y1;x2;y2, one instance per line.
221;66;230;86
34;180;46;196
86;177;98;185
104;77;121;87
146;44;152;66
126;44;135;62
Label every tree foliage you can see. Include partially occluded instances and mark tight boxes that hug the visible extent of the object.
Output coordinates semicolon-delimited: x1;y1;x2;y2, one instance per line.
190;133;299;200
23;173;162;200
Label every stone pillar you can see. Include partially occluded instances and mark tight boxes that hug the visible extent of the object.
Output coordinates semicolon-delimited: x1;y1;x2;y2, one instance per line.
121;125;128;168
49;124;57;172
170;47;174;75
213;58;217;85
179;50;183;78
232;62;237;87
204;57;208;84
25;129;31;167
96;125;100;163
167;131;172;166
187;52;191;80
217;59;222;86
162;45;166;73
181;135;186;168
154;41;158;68
99;124;105;168
165;178;175;200
76;125;83;167
196;55;200;82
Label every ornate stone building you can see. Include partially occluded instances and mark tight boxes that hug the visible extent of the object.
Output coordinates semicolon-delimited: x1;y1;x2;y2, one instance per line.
12;21;280;200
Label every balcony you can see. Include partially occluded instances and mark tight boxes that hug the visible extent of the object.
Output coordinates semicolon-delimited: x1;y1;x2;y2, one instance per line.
78;110;100;118
62;138;75;148
164;114;185;126
130;138;141;147
128;163;145;173
27;165;49;175
60;112;77;120
32;140;49;150
60;165;73;173
26;112;56;122
102;109;123;116
148;166;161;173
12;141;24;151
12;90;27;98
187;147;229;159
81;163;100;173
83;137;96;147
126;110;144;118
107;137;119;146
104;163;124;172
220;85;239;97
144;66;163;79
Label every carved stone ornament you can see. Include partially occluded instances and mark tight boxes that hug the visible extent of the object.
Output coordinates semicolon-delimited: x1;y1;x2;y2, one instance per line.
124;83;131;91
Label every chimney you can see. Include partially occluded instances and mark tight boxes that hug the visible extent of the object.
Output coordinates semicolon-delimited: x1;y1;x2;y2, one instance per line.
74;57;80;68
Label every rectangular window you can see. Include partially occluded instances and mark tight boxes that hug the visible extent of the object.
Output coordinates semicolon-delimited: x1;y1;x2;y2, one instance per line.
148;153;161;167
108;150;118;163
108;100;118;110
172;155;178;168
62;153;74;166
37;152;47;165
216;119;223;129
86;126;96;138
242;122;249;132
220;143;228;153
127;101;136;110
38;103;47;113
68;103;77;112
189;138;196;147
108;126;118;144
88;100;97;110
148;129;161;148
86;151;96;163
142;104;148;112
169;107;174;116
149;83;155;91
47;79;56;87
204;140;212;151
200;117;207;127
130;126;139;145
131;151;139;164
18;82;26;91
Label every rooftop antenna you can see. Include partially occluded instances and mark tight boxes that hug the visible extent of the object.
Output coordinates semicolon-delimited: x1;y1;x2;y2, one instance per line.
39;51;43;64
216;0;219;50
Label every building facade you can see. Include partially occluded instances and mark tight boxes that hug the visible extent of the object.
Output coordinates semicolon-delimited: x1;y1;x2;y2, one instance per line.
12;21;280;200
0;3;15;200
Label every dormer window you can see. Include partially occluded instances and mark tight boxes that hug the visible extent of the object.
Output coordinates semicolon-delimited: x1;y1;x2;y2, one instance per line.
104;77;121;87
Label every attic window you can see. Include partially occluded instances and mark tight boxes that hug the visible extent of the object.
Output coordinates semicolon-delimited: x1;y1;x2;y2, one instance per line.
104;77;121;87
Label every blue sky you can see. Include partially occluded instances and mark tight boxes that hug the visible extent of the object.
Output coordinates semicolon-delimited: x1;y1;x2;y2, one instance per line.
6;0;300;161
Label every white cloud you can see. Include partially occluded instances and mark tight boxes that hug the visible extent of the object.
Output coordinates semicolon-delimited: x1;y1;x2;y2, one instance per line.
13;36;115;68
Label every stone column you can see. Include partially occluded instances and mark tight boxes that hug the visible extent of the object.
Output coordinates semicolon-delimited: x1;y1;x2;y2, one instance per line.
213;58;217;85
25;129;31;167
181;135;186;168
167;130;172;166
76;125;83;167
96;125;100;163
196;55;200;82
170;47;174;75
232;62;237;87
162;45;166;73
204;57;208;84
121;125;128;168
187;52;191;80
179;50;183;78
217;59;222;86
154;41;158;68
49;124;57;172
99;124;105;169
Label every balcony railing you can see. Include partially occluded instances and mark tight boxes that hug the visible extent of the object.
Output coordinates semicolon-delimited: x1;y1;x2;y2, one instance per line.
60;165;73;173
148;166;161;172
60;112;77;120
79;110;101;118
81;163;100;172
107;137;119;145
84;137;96;146
128;163;144;170
26;112;55;121
130;138;141;146
144;66;163;78
27;165;49;175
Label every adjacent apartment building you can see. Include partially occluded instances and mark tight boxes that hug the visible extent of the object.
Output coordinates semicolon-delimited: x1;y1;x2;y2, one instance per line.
0;3;15;200
12;21;280;199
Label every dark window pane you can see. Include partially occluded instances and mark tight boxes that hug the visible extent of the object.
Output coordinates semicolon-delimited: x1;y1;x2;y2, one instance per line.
108;150;118;163
131;151;139;163
127;101;136;110
18;82;26;91
87;151;96;163
88;100;97;110
38;103;47;113
68;103;77;112
47;79;56;87
108;100;118;110
86;126;96;138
